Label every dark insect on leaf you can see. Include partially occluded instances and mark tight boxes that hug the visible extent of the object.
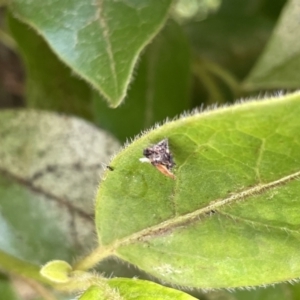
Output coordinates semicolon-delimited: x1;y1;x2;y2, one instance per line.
140;139;176;179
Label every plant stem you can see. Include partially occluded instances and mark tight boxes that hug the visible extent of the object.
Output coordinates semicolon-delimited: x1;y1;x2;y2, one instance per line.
73;245;115;271
0;250;51;285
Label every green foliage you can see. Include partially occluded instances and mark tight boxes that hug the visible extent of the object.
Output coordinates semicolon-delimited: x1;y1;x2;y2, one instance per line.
95;93;300;288
107;278;197;300
79;279;198;300
9;0;173;107
0;110;119;265
1;0;300;299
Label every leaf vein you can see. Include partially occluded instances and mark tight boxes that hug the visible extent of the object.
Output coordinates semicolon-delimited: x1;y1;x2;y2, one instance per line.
218;211;300;235
96;0;118;95
114;170;300;247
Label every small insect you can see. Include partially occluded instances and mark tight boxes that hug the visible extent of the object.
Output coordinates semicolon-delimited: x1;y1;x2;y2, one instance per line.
139;139;176;179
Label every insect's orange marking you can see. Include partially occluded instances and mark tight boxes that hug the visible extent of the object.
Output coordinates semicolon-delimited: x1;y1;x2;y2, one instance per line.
155;164;176;180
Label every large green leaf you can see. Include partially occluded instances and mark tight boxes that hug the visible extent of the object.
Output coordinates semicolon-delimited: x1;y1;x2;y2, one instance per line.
200;282;300;300
232;282;300;300
244;0;300;89
108;278;197;300
203;281;300;300
8;14;92;120
9;0;173;107
0;110;120;268
94;92;300;288
72;274;300;300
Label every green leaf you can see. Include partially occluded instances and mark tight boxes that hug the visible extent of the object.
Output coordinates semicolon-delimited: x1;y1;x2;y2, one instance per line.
0;110;120;268
108;278;198;300
232;282;300;300
78;285;108;300
244;0;300;89
202;282;300;300
8;14;93;120
95;92;300;288
79;278;197;300
9;0;173;107
93;20;191;141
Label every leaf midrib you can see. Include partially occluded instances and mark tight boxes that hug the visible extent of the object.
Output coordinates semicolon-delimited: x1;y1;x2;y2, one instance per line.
111;169;300;248
96;0;118;96
75;169;300;271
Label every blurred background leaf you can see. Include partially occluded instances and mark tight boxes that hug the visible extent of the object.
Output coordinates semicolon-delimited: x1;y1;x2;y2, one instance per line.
244;0;300;90
0;110;120;266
